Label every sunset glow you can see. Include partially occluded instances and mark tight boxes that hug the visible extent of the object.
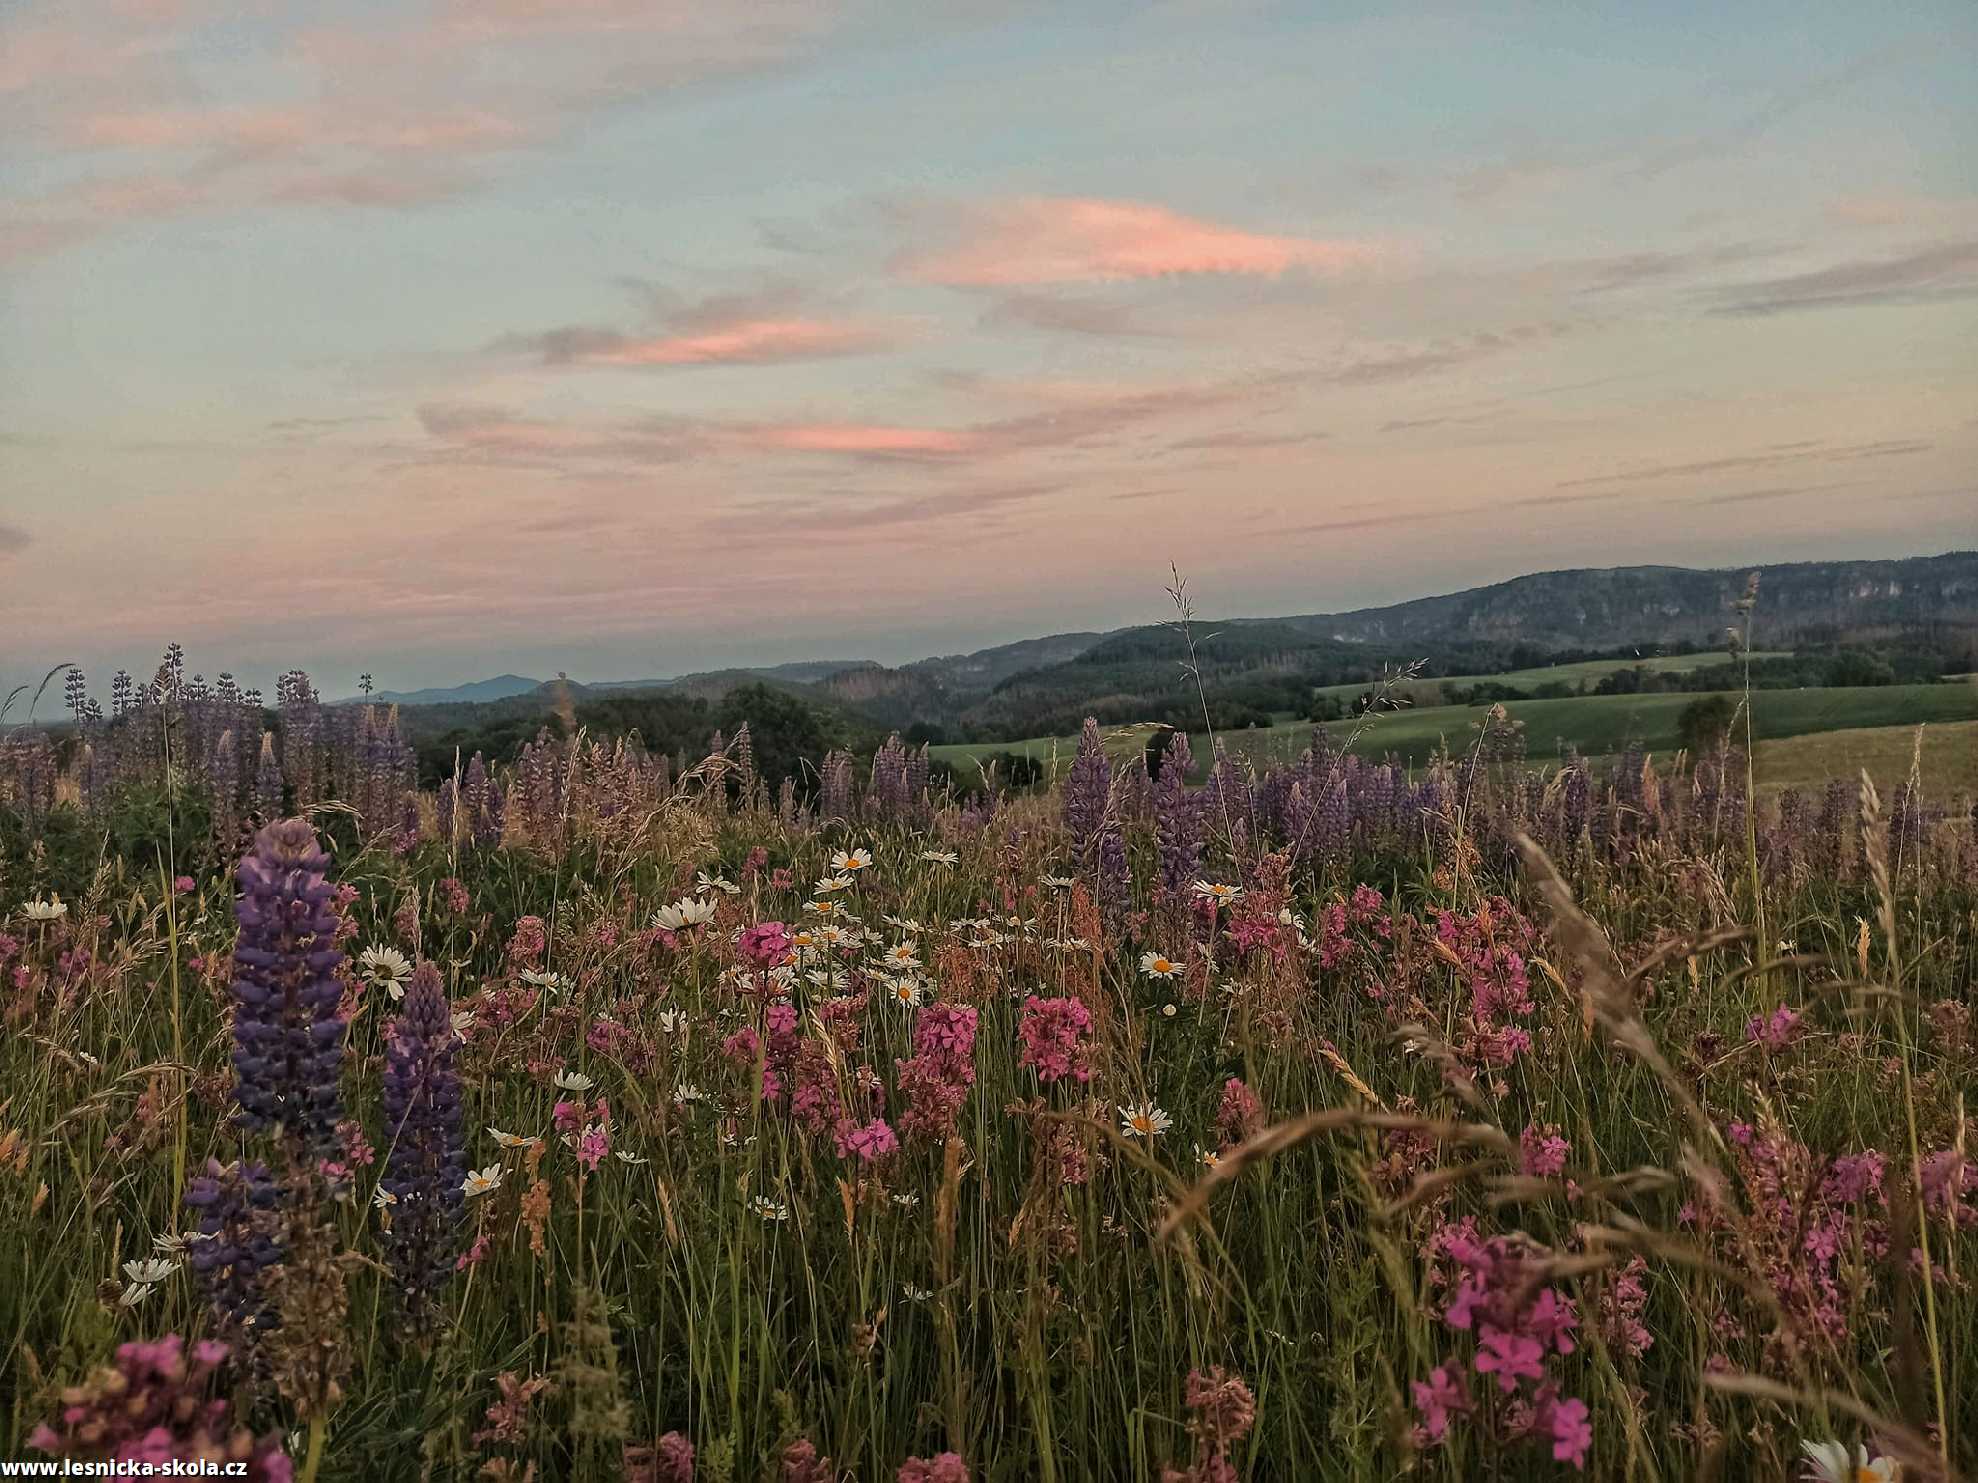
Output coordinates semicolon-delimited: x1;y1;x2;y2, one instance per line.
3;1;1974;695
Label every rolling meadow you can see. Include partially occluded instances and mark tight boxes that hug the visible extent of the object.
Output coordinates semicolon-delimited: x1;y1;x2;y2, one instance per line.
1;646;1974;1481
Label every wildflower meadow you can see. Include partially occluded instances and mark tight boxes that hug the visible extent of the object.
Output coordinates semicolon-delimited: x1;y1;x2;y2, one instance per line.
1;649;1973;1481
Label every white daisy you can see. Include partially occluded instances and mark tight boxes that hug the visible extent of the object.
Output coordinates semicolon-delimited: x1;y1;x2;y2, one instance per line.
813;874;854;895
519;968;564;993
451;1009;477;1037
1041;875;1076;890
614;1149;649;1165
831;847;873;873
656;1008;688;1035
118;1282;157;1308
654;897;717;931
886;977;925;1009
552;1069;595;1093
920;850;958;866
372;1186;398;1210
901;1284;934;1302
1139;951;1183;980
1799;1441;1898;1483
891;1192;922;1208
1191;881;1243;905
358;945;414;999
1118;1102;1173;1139
488;1127;540;1150
697;871;740;896
881;942;922;971
883;915;925;934
749;1194;790;1221
122;1257;176;1285
21;896;67;921
462;1166;503;1198
672;1083;707;1106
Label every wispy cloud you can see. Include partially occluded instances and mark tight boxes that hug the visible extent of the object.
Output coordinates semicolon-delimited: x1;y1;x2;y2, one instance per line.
1558;438;1933;489
1708;239;1978;316
898;196;1388;286
495;283;907;369
979;292;1164;338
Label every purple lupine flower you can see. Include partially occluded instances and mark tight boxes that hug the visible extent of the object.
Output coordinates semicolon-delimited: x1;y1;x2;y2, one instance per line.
183;1157;285;1345
1153;731;1201;900
252;732;284;822
905;743;931;820
871;732;910;821
1062;718;1111;863
820;749;854;821
229;818;347;1153
379;961;465;1326
1096;823;1130;927
209;729;240;849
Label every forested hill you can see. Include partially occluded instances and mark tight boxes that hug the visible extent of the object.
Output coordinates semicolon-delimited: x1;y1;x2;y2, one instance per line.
1273;552;1978;649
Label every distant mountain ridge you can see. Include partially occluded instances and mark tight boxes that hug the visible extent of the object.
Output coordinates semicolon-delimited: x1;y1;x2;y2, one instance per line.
353;552;1977;733
1270;552;1978;649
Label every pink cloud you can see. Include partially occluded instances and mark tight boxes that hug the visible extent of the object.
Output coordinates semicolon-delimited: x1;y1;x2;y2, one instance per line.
746;423;976;456
902;196;1386;286
587;317;897;367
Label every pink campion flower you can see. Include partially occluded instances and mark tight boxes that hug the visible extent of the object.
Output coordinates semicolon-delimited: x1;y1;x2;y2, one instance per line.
1600;1258;1654;1360
1474;1326;1545;1391
1533;1388;1592;1470
1316;902;1352;969
575;1122;611;1171
834;1117;899;1163
172;875;195;894
623;1431;694;1483
788;1045;843;1134
456;1233;491;1271
913;1005;978;1080
1921;1148;1976;1226
897;1454;968;1483
1016;995;1093;1085
770;868;795;891
1215;1078;1264;1146
437;877;470;915
1524;1288;1579;1355
1410;1364;1470;1441
1348;883;1386;925
506;915;547;964
1745;1003;1803;1051
739;921;793;969
1520;1123;1572;1179
1823;1151;1887;1204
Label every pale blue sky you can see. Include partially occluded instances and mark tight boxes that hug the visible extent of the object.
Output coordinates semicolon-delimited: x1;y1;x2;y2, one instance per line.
2;0;1974;701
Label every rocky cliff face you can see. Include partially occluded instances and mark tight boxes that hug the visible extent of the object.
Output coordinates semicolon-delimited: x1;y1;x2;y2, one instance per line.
1284;553;1978;648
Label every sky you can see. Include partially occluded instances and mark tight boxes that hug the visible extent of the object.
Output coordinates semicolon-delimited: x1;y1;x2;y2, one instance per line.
3;0;1976;705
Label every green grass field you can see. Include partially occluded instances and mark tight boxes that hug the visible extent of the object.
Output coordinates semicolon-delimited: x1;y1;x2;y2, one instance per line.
1753;717;1978;796
1307;648;1789;706
931;679;1978;777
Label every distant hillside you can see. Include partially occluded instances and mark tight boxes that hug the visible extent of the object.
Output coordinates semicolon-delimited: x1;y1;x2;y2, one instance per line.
358;674;544;706
1273;552;1978;649
368;551;1978;749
